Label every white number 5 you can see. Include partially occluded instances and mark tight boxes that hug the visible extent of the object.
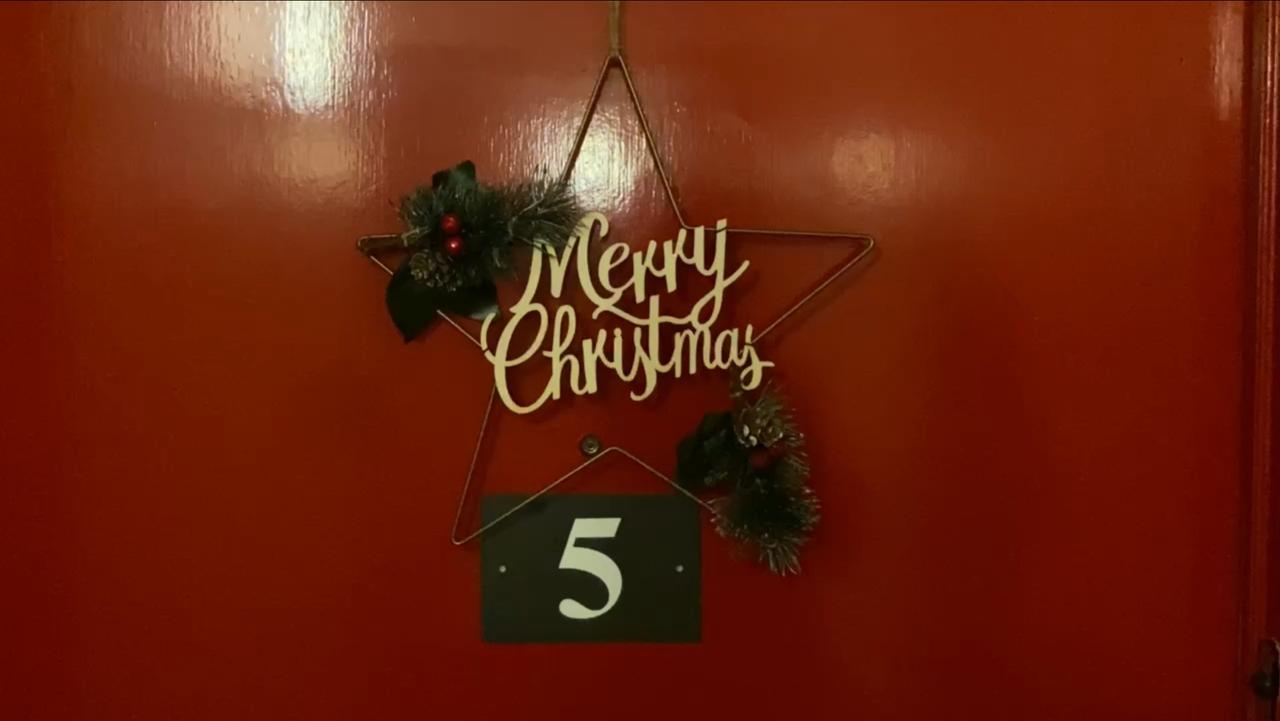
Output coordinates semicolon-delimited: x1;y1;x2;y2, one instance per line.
557;518;622;620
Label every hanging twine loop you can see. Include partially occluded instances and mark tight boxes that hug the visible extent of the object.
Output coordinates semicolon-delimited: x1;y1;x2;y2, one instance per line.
608;0;622;56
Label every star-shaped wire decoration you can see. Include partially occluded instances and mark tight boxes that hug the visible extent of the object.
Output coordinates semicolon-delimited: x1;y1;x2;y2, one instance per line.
359;2;876;545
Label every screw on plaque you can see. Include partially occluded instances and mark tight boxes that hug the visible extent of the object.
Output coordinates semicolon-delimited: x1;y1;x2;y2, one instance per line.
579;434;602;457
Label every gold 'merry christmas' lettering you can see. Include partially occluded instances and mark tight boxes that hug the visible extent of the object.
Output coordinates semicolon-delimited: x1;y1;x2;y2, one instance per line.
481;212;773;414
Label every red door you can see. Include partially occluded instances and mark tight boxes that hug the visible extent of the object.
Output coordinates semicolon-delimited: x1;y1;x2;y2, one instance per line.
1;2;1273;720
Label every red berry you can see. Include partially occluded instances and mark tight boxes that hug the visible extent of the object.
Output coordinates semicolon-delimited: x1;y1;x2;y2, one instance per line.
439;213;462;235
443;235;465;257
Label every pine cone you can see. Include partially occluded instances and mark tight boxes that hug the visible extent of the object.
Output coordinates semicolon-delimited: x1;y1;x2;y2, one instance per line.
409;250;465;291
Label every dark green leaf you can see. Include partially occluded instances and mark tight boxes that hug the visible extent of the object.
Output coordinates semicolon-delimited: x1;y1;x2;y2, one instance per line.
675;433;706;490
675;411;742;490
440;279;498;321
385;260;441;342
385;261;499;342
453;160;476;181
431;169;448;190
432;160;478;191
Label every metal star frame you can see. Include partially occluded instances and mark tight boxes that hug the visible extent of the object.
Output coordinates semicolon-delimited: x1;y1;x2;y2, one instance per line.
358;1;876;545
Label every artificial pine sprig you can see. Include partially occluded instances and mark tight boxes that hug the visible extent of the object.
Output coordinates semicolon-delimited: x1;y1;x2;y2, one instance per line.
714;471;820;576
381;161;581;342
675;383;821;575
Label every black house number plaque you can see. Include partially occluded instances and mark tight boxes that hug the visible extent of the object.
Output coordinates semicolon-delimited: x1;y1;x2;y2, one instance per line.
480;494;701;643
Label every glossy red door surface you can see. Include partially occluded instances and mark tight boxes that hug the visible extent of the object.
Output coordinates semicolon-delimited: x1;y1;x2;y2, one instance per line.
0;2;1257;719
